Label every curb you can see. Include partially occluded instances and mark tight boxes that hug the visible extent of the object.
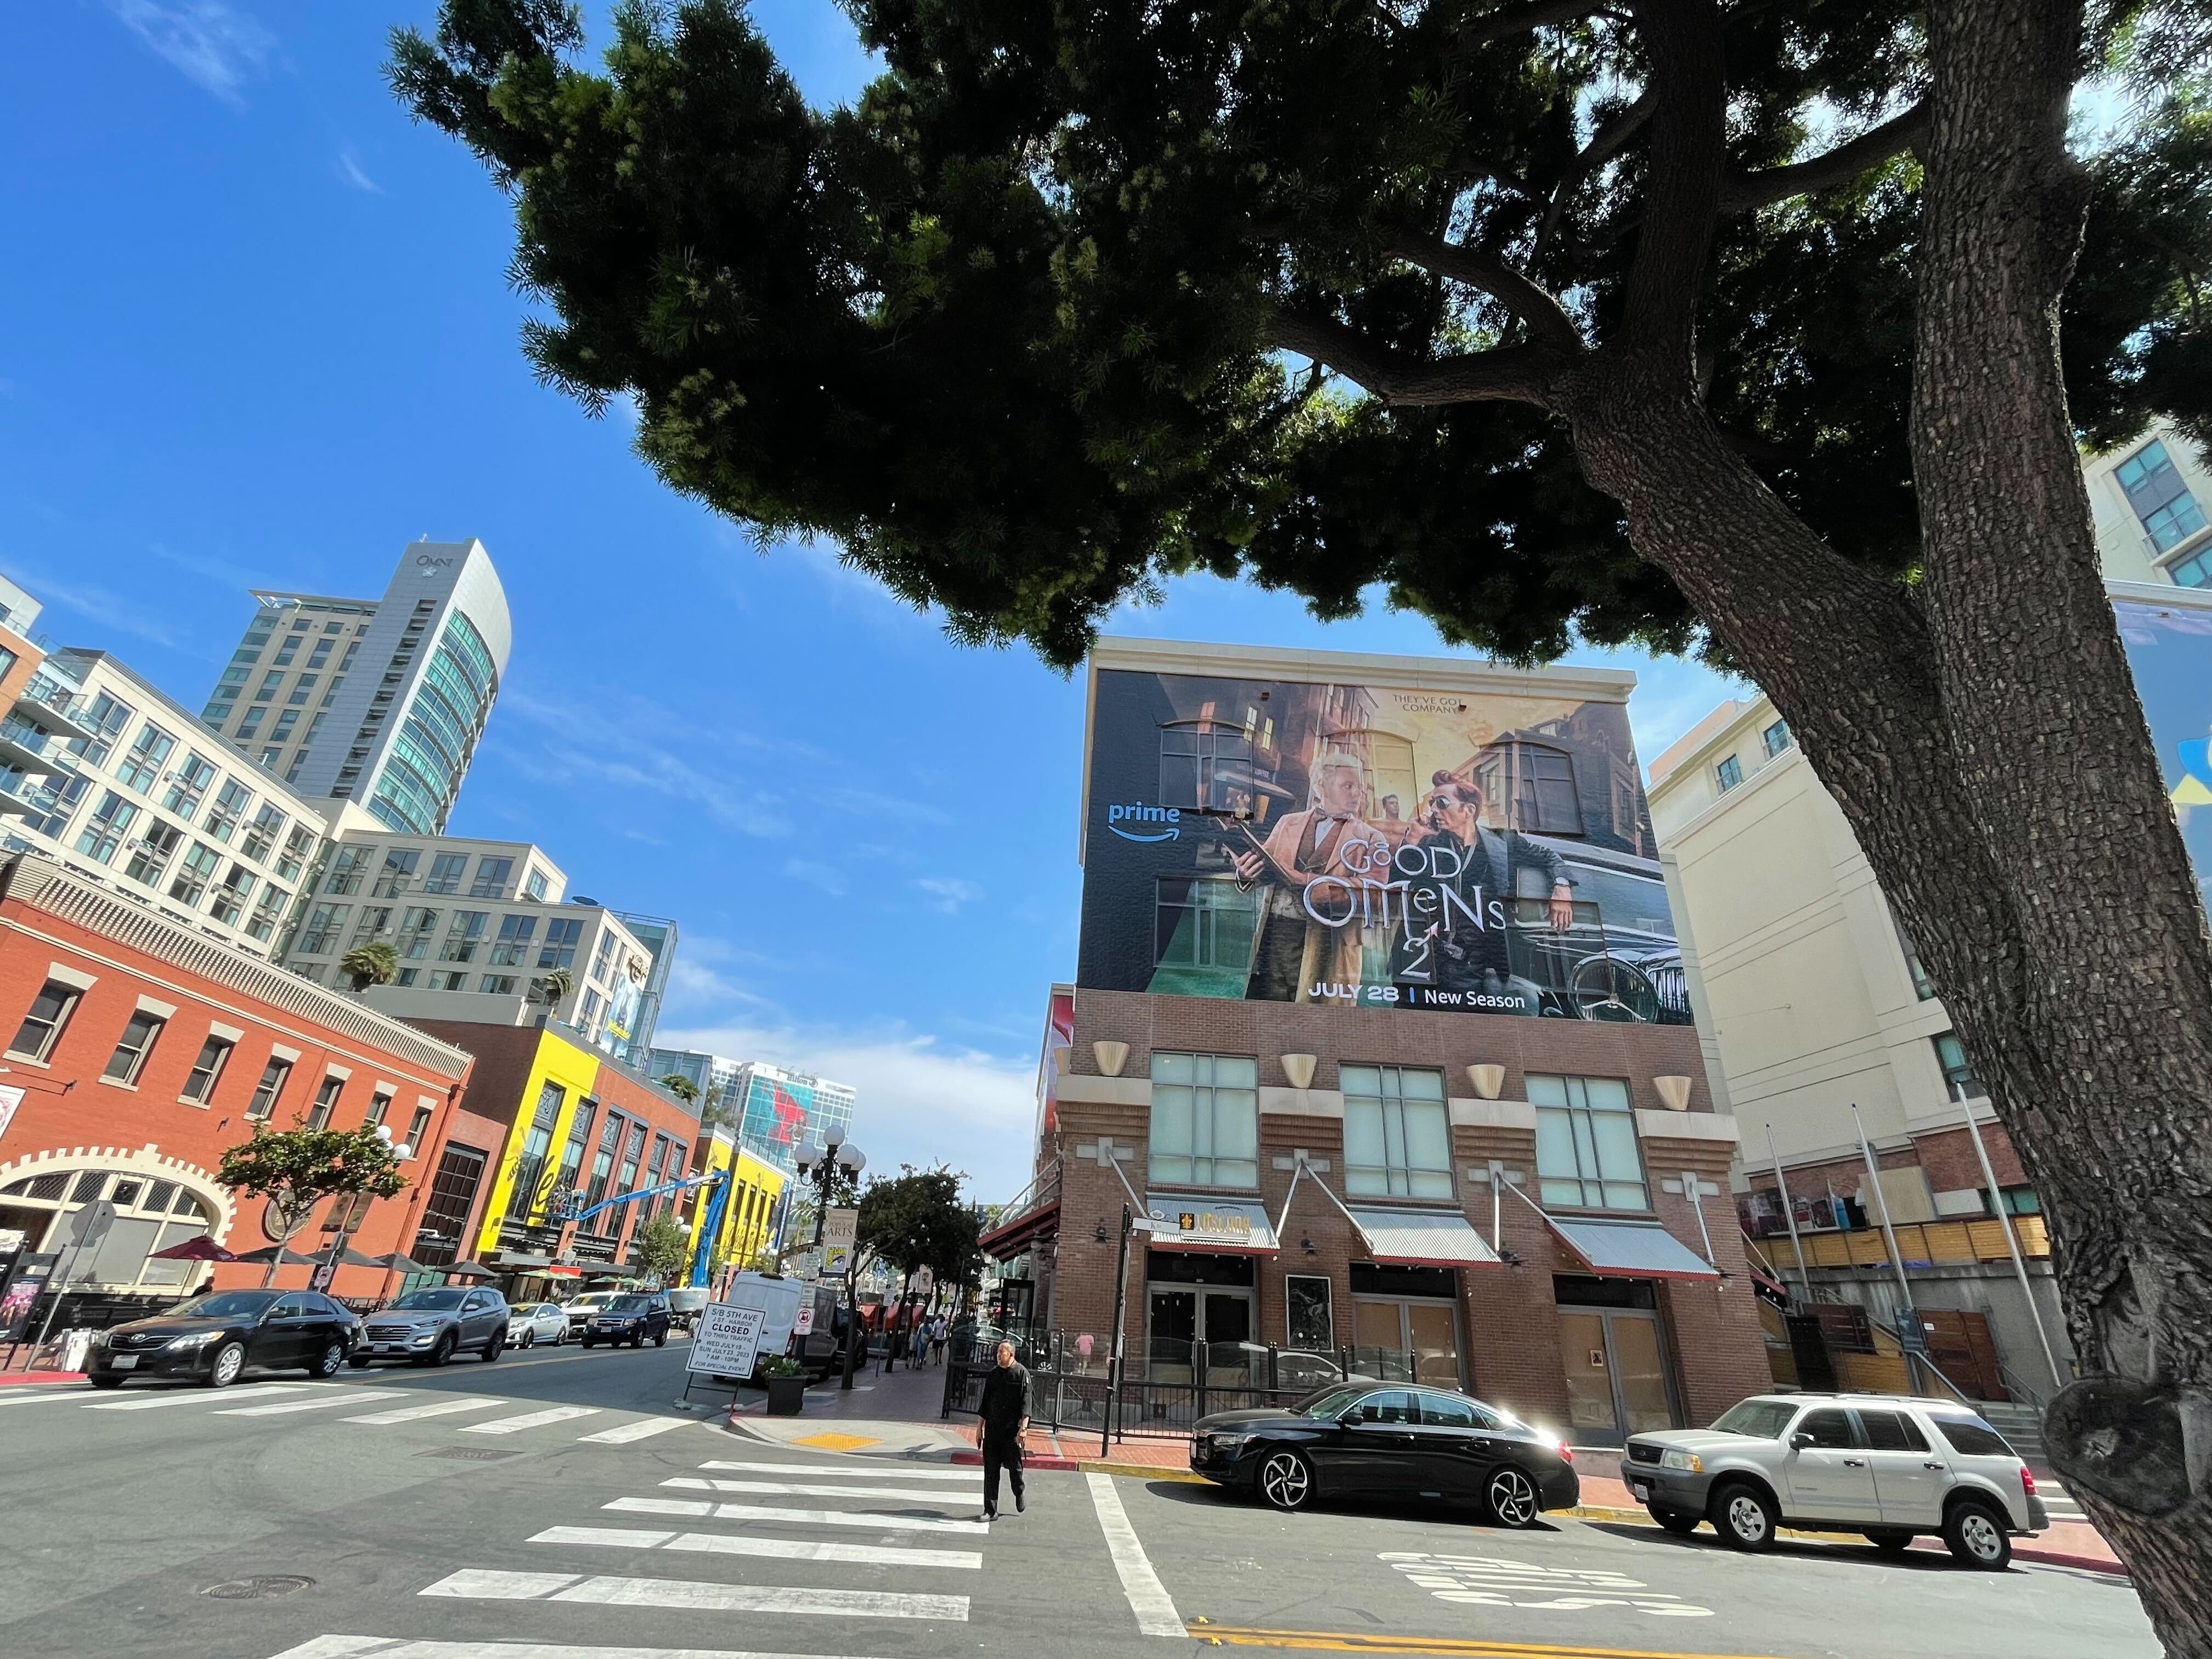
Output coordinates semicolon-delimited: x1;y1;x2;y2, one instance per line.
1569;1502;2126;1577
0;1372;83;1387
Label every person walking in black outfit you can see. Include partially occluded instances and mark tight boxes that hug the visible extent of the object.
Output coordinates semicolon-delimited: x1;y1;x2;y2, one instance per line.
977;1339;1030;1520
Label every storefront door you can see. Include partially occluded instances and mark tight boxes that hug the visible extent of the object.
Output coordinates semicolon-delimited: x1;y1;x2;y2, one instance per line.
1556;1281;1678;1444
1147;1286;1257;1383
1350;1262;1464;1388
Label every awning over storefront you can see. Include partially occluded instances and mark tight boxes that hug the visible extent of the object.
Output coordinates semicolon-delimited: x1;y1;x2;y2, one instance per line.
978;1200;1060;1262
1349;1207;1503;1270
1144;1195;1279;1255
1545;1216;1720;1281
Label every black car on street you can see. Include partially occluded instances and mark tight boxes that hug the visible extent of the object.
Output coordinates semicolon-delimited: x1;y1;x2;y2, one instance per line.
1191;1382;1579;1525
85;1289;360;1389
579;1292;672;1348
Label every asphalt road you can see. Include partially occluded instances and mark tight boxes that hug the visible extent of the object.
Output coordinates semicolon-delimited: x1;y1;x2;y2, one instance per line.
0;1339;2159;1659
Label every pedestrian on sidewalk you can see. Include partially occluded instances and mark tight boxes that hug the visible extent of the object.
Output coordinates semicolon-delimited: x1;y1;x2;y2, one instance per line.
928;1315;947;1366
978;1338;1030;1520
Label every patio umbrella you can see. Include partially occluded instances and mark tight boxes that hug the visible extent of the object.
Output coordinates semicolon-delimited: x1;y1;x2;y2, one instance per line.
371;1251;430;1274
442;1260;499;1280
148;1236;236;1262
309;1245;386;1269
232;1245;320;1265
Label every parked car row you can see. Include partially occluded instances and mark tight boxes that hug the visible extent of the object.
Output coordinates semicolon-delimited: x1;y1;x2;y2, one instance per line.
78;1284;686;1386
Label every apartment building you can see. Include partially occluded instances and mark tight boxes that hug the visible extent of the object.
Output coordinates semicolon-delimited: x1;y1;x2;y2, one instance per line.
199;538;510;834
277;825;668;1061
983;638;1768;1446
0;599;329;961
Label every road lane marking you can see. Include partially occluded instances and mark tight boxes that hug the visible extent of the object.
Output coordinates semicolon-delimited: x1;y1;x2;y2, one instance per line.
1379;1554;1713;1618
419;1567;969;1620
460;1406;602;1435
1189;1628;1791;1658
343;1397;509;1425
577;1417;690;1444
605;1498;988;1535
698;1459;974;1482
530;1524;980;1570
1085;1469;1186;1639
264;1636;893;1658
663;1476;975;1505
84;1383;321;1410
213;1390;401;1417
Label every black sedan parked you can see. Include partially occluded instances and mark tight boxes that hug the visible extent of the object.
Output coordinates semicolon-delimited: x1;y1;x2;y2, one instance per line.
1191;1382;1579;1526
85;1289;360;1389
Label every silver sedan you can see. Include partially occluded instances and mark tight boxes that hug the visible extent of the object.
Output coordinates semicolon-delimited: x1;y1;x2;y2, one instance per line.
506;1302;568;1347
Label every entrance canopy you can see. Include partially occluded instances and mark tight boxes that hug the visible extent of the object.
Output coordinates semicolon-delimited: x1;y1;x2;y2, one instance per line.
1143;1195;1278;1255
1349;1207;1502;1270
1545;1216;1719;1281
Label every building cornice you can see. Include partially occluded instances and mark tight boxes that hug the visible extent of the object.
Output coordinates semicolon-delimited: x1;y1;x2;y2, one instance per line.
1087;636;1638;702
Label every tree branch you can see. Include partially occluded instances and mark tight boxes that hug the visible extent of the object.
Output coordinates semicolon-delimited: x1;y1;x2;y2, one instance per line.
1268;309;1561;406
1618;0;1726;356
1381;230;1585;351
1531;87;1657;272
1454;0;1614;50
1720;100;1931;211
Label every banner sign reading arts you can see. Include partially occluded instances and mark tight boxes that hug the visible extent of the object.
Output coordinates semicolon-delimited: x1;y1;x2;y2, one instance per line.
821;1207;859;1277
1080;664;1689;1023
689;1301;768;1378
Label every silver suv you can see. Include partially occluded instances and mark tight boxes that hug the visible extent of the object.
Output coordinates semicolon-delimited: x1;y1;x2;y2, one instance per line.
1624;1393;2048;1569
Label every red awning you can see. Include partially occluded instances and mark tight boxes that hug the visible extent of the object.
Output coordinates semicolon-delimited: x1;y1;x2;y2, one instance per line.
978;1199;1059;1261
543;1265;583;1279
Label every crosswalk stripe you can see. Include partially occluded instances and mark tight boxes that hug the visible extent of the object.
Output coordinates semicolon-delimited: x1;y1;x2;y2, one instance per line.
265;1635;894;1658
85;1383;321;1411
1086;1469;1187;1639
420;1567;970;1620
577;1417;690;1444
460;1406;602;1435
698;1459;974;1482
530;1524;981;1570
0;1387;84;1406
605;1498;989;1536
343;1397;509;1425
664;1476;977;1505
214;1390;402;1417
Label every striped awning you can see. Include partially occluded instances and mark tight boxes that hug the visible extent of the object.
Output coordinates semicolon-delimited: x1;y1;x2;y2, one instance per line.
1349;1207;1503;1270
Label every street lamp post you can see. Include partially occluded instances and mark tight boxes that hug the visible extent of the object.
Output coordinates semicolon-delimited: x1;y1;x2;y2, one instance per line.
792;1125;866;1391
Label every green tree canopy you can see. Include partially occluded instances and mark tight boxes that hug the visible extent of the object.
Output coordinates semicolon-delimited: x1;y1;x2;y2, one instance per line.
340;941;399;992
218;1125;409;1284
856;1164;980;1295
631;1210;691;1282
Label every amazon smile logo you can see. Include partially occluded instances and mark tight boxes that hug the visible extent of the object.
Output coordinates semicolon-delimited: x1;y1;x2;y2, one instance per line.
1107;802;1181;842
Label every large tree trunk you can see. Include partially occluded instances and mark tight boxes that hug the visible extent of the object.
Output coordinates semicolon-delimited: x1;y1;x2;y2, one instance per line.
1568;2;2212;1646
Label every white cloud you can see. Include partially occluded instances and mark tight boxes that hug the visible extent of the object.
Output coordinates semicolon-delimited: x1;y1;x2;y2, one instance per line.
658;1017;1037;1199
784;858;846;898
916;875;981;913
107;1;274;107
335;145;383;196
0;555;180;647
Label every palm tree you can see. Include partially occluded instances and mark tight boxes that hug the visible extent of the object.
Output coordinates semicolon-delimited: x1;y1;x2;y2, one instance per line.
659;1074;701;1104
339;941;399;992
531;967;575;1005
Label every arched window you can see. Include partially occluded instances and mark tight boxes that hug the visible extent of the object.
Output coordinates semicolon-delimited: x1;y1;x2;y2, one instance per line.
0;1165;221;1290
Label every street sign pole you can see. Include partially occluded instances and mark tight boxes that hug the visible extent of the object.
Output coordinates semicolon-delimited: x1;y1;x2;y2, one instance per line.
1103;1204;1132;1459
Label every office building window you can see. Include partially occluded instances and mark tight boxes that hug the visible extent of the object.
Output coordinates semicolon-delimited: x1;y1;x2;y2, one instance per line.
75;791;137;863
539;916;584;970
236;706;267;741
299;903;349;953
1155;877;1263;970
1159;719;1257;814
246;1057;293;1122
374;848;420;898
103;1009;166;1084
115;723;176;794
269;709;298;742
122;820;182;887
397;906;439;959
325;845;370;894
2117;438;2208;554
427;969;468;991
1762;719;1792;758
9;979;85;1062
272;635;301;667
439;910;488;962
1934;1032;1983;1102
349;905;393;949
1988;1184;2041;1217
204;778;252;842
1892;909;1938;1001
278;823;314;882
470;855;515;898
253;669;283;702
405;1105;433;1158
1531;1073;1646;1209
168;840;222;906
241;803;286;864
77;691;133;767
1476;737;1584;835
590;930;618;981
306;1073;345;1131
1149;1052;1259;1188
490;913;537;966
524;867;549;901
1342;1064;1452;1199
578;987;602;1026
1715;755;1743;791
245;882;289;944
307;635;335;670
163;754;217;817
424;852;467;894
208;862;256;925
479;974;517;995
179;1035;234;1103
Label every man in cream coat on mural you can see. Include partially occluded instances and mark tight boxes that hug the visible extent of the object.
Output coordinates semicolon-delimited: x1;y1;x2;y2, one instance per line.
1231;752;1391;1003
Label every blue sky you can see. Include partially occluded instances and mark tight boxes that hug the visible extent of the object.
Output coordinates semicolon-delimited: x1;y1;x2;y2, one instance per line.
1;3;1737;1199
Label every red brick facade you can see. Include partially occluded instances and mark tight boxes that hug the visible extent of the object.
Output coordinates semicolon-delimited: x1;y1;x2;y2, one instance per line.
0;854;473;1303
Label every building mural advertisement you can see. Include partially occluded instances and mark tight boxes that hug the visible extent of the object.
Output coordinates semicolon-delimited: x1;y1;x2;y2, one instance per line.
2117;594;2212;909
1079;667;1689;1022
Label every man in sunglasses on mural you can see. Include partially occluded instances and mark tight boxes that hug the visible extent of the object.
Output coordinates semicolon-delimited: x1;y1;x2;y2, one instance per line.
1396;773;1577;1006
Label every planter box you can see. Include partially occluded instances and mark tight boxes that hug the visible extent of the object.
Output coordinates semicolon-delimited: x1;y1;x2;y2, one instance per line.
765;1375;808;1417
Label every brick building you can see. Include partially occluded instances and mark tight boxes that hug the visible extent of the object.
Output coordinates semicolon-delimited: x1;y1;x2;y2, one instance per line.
0;851;473;1310
981;639;1771;1444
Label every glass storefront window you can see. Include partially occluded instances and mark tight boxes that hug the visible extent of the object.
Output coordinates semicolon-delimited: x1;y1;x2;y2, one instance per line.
1148;1052;1259;1187
1341;1065;1451;1198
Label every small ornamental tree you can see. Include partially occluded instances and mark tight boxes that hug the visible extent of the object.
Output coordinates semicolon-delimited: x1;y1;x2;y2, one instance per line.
218;1125;409;1286
631;1210;690;1284
340;941;398;993
658;1073;702;1104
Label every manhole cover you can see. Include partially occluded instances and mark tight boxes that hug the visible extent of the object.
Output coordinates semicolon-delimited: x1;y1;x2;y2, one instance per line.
420;1446;523;1462
202;1576;314;1600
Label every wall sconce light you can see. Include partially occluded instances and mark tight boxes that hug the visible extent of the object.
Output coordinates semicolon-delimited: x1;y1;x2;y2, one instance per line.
1499;1247;1524;1269
1280;1053;1317;1091
1093;1040;1129;1078
1094;1221;1109;1244
1301;1235;1316;1254
1466;1063;1505;1101
1653;1075;1694;1111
